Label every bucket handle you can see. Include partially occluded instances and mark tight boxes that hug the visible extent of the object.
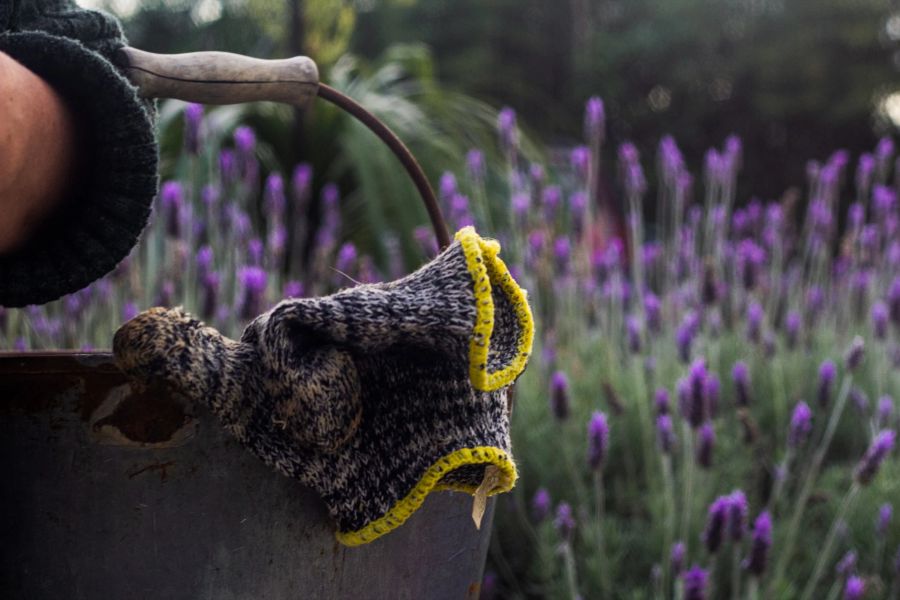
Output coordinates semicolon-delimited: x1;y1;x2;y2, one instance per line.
116;48;451;249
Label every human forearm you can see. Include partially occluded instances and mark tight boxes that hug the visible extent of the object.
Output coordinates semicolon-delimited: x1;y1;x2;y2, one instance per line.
0;50;78;253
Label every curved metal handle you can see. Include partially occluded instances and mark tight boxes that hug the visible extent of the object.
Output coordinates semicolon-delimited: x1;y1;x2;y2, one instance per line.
117;48;450;249
116;48;319;108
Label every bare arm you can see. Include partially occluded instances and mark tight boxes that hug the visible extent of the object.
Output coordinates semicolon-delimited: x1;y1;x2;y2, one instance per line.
0;51;78;254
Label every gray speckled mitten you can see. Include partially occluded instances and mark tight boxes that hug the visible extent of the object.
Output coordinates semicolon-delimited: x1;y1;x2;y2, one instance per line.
113;227;534;545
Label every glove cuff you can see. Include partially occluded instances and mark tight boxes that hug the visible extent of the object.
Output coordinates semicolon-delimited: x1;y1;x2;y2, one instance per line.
0;31;157;306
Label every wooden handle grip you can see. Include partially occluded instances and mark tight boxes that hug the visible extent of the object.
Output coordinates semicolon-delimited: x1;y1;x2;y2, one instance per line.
116;48;319;108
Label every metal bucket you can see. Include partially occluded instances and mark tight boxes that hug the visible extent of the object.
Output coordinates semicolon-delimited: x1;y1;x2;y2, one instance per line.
0;353;492;599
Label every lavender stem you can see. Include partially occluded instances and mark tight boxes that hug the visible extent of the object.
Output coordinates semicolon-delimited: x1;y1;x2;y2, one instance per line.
561;540;580;600
771;375;853;591
593;471;610;596
680;424;696;543
731;544;741;600
799;483;862;600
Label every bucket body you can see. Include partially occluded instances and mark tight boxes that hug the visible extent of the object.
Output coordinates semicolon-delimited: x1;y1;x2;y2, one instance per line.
0;353;492;600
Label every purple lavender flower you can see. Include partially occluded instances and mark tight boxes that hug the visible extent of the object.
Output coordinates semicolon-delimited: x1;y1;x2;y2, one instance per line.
684;359;708;428
466;149;485;182
807;286;825;319
283;280;304;299
729;490;748;541
844;576;864;600
645;292;662;333
875;185;897;217
860;227;879;256
335;242;358;281
237;266;267;320
890;277;900;328
845;336;865;372
570;146;590;182
553;236;571;272
450;193;474;229
818;360;837;407
657;414;676;454
219;149;237;184
855;429;897;485
497;107;518;155
153;280;175;308
625;315;642;354
439;172;457;200
878;503;893;537
788;401;813;449
584;96;605;145
122;301;139;322
247;238;264;267
856;154;875;196
624;162;648;197
878;395;895;429
554;502;575;541
732;361;751;407
413;226;438;258
743;511;772;576
511;193;530;224
835;549;857;577
670;541;686;575
542;186;562;221
747;301;764;344
196;245;214;278
655;388;670;415
159;181;184;238
848;202;865;230
550;371;570;421
683;565;709;600
14;337;27;351
200;272;220;320
529;163;545;187
570;191;587;232
532;488;551;522
850;387;869;415
265;173;286;219
292;163;312;207
873;301;889;340
234;125;256;155
676;322;694;364
587;411;610;470
703;496;729;553
738;239;766;290
183;103;203;154
697;422;715;469
234;125;258;182
877;136;895;164
659;135;685;181
785;310;801;349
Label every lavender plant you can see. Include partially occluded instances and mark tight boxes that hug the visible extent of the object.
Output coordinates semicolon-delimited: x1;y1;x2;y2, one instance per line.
473;100;900;598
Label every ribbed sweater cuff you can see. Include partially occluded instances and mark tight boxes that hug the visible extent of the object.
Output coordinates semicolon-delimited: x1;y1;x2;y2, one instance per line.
0;31;157;307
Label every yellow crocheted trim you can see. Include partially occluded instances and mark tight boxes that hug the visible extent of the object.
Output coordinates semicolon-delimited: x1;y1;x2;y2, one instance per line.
454;226;535;392
336;446;518;546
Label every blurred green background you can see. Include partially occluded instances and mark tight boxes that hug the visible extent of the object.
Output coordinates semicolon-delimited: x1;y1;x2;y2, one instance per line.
85;0;900;201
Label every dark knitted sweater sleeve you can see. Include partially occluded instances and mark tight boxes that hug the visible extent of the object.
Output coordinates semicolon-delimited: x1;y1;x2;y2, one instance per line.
0;0;158;307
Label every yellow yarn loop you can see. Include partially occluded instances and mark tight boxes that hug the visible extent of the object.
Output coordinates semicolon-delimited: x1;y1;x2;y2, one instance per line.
336;446;518;546
454;226;535;392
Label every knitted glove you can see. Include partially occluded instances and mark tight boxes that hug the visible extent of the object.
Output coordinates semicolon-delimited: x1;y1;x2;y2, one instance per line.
113;227;534;545
0;0;157;307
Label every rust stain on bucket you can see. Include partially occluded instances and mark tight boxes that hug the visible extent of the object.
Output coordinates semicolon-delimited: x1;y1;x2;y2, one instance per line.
90;382;197;448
